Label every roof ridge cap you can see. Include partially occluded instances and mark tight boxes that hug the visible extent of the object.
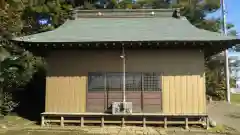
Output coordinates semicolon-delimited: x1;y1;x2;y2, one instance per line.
71;8;180;19
73;8;179;12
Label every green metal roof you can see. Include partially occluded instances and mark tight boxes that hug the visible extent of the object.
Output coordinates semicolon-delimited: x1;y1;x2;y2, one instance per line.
14;11;238;43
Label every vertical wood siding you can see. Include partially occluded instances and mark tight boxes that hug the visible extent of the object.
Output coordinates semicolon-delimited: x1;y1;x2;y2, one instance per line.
162;75;206;114
45;76;86;113
45;49;206;114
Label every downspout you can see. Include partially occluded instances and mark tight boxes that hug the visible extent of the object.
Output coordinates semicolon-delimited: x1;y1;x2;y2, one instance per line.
120;47;126;103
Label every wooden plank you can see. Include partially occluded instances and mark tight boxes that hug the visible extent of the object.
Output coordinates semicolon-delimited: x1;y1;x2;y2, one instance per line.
202;73;207;113
86;91;105;112
164;117;167;129
84;121;101;123
87;99;105;104
185;117;189;130
143;117;146;127
81;117;84;127
101;116;104;127
45;77;51;112
73;77;81;113
41;112;208;116
108;91;123;99
64;120;81;123
143;105;162;113
145;121;164;124
193;75;199;114
126;92;142;98
58;77;67;112
181;76;187;114
124;121;143;124
175;76;181;114
167;121;185;124
141;73;144;112
104;121;121;124
124;99;141;104
143;99;161;105
87;92;105;98
86;105;105;112
206;116;209;130
162;75;170;114
198;75;205;114
169;76;175;114
80;76;87;113
121;117;125;127
186;75;192;114
45;120;60;123
143;92;161;99
60;116;64;127
69;77;74;112
41;116;45;127
104;73;107;111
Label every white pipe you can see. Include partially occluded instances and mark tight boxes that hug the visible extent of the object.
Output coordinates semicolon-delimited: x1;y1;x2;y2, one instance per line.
221;0;231;103
121;47;126;103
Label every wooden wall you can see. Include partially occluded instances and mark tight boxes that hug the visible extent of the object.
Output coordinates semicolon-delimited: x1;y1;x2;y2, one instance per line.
86;91;162;113
45;76;86;113
162;74;206;115
45;49;206;115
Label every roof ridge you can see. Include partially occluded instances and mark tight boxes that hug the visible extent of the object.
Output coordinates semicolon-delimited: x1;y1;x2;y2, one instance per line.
71;8;180;19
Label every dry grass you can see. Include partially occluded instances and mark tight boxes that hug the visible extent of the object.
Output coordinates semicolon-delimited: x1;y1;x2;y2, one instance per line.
231;93;240;104
0;114;239;135
0;115;36;128
0;130;98;135
208;124;237;133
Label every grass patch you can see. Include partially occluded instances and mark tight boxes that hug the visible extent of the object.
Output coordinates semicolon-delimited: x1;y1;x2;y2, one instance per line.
208;124;237;133
231;93;240;104
0;115;36;129
0;130;100;135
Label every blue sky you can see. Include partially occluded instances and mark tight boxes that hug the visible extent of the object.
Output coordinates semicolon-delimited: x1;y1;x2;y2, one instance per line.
207;0;240;36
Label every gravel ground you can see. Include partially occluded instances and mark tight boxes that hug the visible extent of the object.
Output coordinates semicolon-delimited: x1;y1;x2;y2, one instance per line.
207;101;240;132
0;128;235;135
0;101;239;135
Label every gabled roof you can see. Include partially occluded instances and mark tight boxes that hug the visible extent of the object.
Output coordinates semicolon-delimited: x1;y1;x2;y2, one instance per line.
14;9;239;43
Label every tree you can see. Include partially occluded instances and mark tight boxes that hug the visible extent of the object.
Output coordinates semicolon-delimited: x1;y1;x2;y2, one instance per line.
0;0;73;116
127;0;237;99
0;0;46;115
0;38;46;115
22;0;72;34
177;0;237;100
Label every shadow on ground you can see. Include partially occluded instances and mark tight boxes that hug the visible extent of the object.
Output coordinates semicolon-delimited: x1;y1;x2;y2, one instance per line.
208;101;240;132
13;69;46;124
226;112;240;119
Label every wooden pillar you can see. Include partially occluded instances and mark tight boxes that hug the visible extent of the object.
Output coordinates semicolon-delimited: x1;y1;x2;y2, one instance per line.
141;73;144;112
101;116;104;127
143;117;146;127
81;116;84;127
164;117;167;129
205;116;209;130
41;115;45;127
104;72;107;111
60;116;64;127
185;117;189;130
121;117;125;127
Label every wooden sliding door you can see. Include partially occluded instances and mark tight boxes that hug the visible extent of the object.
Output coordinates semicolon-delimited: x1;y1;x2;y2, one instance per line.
86;72;162;113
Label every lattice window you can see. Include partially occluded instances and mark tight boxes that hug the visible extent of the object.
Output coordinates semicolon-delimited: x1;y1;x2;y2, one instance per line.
106;73;122;91
125;73;142;91
88;72;161;91
88;72;105;91
143;73;161;91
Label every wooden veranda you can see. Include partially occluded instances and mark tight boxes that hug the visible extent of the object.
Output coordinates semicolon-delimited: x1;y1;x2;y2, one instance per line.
41;112;209;129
